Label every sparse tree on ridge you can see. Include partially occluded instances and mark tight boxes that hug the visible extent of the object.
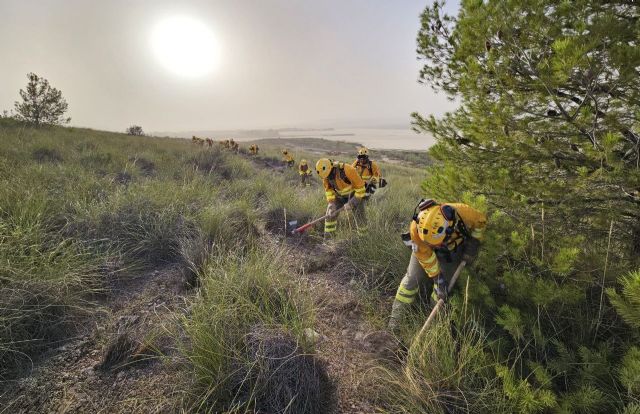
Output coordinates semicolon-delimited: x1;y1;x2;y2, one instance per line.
126;125;145;136
14;73;70;127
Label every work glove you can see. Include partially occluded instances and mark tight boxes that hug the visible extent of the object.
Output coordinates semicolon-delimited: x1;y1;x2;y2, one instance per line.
434;274;448;301
401;232;417;252
463;237;481;265
366;183;377;195
379;178;388;188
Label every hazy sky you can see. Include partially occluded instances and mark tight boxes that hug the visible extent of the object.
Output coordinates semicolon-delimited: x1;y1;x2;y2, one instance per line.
0;1;458;132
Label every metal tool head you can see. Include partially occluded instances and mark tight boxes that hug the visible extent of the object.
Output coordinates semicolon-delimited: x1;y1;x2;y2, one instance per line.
285;220;299;233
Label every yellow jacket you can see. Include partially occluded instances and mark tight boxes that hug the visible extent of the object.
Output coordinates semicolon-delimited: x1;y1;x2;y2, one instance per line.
352;159;382;183
410;203;487;278
298;164;312;175
322;162;366;202
283;153;294;162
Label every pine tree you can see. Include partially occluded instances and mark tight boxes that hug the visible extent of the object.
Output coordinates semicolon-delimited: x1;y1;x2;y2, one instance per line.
14;73;70;127
416;1;640;411
416;0;639;251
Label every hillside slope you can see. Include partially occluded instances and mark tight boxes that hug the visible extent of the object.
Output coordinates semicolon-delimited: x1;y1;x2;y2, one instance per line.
0;120;424;413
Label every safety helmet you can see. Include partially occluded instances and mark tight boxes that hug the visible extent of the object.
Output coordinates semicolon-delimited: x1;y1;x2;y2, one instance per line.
416;205;455;246
358;147;369;156
315;158;333;179
300;159;307;165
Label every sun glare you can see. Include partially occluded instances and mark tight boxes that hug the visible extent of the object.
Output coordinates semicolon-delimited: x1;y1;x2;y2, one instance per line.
150;16;220;78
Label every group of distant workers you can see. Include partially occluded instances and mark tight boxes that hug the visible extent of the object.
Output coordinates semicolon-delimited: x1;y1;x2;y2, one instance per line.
192;136;241;152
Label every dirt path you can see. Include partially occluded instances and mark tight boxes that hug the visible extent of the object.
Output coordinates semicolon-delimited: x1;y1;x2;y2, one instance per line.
250;149;396;412
0;266;194;414
282;239;396;413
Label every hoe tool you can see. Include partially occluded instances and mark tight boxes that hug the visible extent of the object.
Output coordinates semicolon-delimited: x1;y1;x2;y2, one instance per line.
411;260;467;347
290;206;346;235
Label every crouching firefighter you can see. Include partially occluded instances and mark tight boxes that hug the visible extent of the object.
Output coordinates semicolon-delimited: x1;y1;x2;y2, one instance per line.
388;199;487;331
282;150;295;168
315;158;367;238
299;159;313;186
352;147;386;196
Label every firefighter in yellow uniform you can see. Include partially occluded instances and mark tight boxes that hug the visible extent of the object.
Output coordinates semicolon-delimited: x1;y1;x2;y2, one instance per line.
389;199;487;330
249;144;259;155
315;158;367;238
298;159;313;186
352;147;382;194
282;150;295;168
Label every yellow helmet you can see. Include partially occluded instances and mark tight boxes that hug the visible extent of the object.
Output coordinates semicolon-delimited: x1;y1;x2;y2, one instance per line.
315;158;333;179
358;147;369;156
300;159;307;165
416;205;455;246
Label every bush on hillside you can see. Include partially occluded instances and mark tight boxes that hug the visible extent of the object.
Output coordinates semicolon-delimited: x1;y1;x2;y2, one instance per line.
405;0;640;411
126;125;144;136
374;316;517;414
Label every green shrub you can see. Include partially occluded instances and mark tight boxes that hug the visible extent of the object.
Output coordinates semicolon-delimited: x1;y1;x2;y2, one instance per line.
0;191;98;379
374;315;513;414
183;247;330;412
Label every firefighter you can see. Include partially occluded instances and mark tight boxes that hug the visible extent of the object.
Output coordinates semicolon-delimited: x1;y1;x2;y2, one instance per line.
352;147;383;196
249;144;259;155
389;199;486;330
298;159;313;186
282;150;295;168
315;158;367;238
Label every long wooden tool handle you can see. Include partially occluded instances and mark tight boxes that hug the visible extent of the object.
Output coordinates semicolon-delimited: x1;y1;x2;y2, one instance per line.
291;206;346;234
413;260;467;343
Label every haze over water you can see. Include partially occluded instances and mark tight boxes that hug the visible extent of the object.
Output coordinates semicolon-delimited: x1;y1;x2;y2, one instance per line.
278;128;434;150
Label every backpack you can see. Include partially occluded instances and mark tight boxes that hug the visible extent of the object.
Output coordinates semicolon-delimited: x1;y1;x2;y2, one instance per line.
357;159;373;176
327;163;351;192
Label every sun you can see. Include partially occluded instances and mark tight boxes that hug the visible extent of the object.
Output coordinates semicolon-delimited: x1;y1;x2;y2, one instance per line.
150;16;221;78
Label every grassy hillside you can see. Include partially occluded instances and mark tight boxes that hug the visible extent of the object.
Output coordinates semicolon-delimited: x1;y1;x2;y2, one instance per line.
0;119;429;412
6;117;636;413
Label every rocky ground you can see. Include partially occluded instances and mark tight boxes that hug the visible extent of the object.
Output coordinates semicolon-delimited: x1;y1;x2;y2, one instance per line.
283;238;399;413
0;265;194;413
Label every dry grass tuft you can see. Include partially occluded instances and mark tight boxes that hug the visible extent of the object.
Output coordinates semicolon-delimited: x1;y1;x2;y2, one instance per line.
97;332;155;372
237;326;335;414
32;147;63;163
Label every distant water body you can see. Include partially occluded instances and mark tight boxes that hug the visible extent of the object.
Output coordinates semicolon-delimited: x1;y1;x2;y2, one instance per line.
279;128;435;150
163;127;436;151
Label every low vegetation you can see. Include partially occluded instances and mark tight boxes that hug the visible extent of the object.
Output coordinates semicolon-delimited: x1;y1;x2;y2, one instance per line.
0;118;403;412
183;247;330;413
2;2;639;405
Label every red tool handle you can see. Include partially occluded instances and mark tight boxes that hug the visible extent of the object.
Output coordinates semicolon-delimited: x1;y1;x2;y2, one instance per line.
291;206;346;235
